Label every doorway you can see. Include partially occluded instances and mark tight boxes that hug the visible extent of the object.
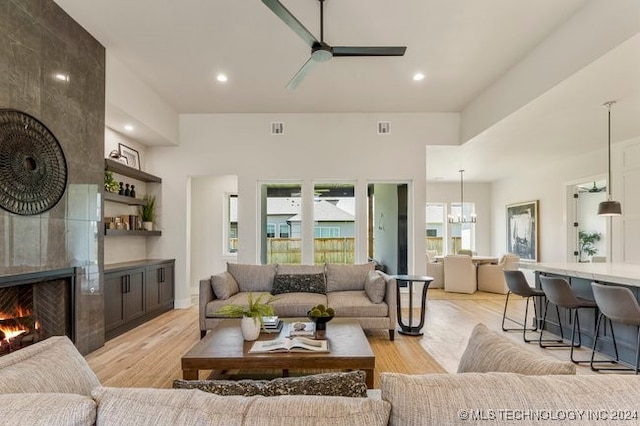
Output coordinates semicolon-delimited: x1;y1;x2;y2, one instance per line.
570;179;607;262
367;183;408;275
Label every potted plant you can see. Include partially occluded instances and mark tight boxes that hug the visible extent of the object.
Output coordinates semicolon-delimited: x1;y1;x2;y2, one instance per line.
578;231;601;262
216;293;277;341
140;195;156;231
104;170;120;193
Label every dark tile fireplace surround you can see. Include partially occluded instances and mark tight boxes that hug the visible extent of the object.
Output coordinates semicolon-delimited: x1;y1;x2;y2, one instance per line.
0;0;106;355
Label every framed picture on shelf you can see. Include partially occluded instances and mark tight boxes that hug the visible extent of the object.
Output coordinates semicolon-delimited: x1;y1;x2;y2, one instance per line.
506;200;539;262
118;143;140;170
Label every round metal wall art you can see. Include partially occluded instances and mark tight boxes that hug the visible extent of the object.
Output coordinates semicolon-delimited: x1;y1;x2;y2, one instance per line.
0;109;68;215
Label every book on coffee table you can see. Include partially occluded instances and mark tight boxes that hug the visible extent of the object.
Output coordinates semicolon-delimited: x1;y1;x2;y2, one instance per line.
249;337;328;353
284;321;315;337
261;318;283;334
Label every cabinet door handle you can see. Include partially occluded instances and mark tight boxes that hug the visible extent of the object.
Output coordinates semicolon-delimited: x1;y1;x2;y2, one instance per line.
126;275;130;293
121;277;126;294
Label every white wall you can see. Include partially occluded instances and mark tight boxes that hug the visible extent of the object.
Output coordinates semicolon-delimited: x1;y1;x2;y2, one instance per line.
146;112;459;308
190;175;238;294
491;136;640;263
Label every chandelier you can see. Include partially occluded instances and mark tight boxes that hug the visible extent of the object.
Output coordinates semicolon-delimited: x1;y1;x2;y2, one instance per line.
448;169;476;223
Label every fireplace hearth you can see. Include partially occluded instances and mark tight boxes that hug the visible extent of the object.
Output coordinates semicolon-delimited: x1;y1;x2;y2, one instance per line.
0;268;75;356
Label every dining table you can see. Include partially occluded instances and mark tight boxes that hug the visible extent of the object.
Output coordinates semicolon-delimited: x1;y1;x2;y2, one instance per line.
433;255;499;265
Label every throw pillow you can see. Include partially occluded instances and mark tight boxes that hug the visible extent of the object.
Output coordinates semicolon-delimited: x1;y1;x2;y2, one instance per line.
272;273;327;295
211;271;239;300
173;371;368;397
1;393;96;426
0;336;101;396
364;270;386;304
456;323;576;375
326;263;374;292
227;262;276;293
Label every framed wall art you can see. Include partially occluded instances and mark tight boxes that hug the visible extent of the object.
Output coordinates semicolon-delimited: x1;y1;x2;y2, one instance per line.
118;143;140;170
506;200;539;262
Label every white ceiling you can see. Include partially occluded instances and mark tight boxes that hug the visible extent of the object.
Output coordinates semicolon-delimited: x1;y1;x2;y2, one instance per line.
53;0;640;182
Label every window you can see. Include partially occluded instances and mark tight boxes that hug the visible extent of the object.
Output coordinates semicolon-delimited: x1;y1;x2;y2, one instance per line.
227;194;238;253
426;203;445;255
260;183;302;264
313;182;355;264
266;223;276;238
314;226;340;237
278;223;290;238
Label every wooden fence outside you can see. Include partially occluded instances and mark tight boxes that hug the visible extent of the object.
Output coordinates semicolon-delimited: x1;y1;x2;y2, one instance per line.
266;237;355;264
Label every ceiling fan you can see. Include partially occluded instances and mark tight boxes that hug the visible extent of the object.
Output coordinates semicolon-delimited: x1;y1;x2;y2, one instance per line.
261;0;407;89
578;182;606;193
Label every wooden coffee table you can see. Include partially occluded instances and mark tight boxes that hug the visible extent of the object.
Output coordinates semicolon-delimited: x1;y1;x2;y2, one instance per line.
181;318;376;388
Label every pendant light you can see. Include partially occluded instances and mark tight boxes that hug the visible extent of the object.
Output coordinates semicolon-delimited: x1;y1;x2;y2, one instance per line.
597;100;622;216
448;169;477;223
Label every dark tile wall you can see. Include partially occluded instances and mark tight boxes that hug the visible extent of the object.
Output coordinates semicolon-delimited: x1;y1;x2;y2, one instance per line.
0;0;105;354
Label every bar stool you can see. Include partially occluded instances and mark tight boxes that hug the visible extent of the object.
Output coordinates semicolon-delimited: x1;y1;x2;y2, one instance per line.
590;282;640;374
538;276;597;364
502;270;546;342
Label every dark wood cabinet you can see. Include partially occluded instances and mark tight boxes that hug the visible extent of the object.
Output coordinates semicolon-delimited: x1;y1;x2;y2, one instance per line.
104;267;145;333
146;262;175;314
105;259;175;340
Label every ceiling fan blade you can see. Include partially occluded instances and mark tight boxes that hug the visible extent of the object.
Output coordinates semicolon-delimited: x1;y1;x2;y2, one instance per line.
286;57;317;90
332;46;407;57
262;0;319;48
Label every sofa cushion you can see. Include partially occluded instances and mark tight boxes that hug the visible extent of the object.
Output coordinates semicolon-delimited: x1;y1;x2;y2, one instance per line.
211;271;239;300
227;263;276;293
364;270;386;304
326;263;374;292
93;387;390;426
173;371;367;397
1;393;96;426
0;336;100;396
328;291;388;317
270;292;328;317
272;273;327;295
380;372;640;426
277;264;325;275
457;323;576;375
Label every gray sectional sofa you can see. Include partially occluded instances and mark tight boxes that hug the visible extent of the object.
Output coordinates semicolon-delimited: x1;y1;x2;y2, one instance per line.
3;326;640;425
199;262;398;340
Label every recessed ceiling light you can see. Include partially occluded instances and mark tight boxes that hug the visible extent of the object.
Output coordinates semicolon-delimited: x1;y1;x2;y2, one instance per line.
413;72;425;82
124;124;134;131
54;73;69;82
216;73;228;83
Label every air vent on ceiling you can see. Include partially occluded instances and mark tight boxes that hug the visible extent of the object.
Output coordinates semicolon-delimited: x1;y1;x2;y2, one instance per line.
271;122;284;135
377;121;390;135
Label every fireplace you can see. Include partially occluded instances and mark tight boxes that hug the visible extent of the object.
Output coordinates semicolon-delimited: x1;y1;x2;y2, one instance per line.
0;268;75;356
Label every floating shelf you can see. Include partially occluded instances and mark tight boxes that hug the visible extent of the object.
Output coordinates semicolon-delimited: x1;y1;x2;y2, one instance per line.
105;230;162;236
105;158;162;183
104;192;147;206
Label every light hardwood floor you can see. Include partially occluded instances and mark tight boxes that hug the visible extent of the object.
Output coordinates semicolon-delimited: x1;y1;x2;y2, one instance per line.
85;288;595;389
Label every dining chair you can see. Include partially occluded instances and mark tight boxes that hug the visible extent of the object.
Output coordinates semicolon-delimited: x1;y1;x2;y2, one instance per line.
444;255;476;294
477;254;520;294
426;254;444;288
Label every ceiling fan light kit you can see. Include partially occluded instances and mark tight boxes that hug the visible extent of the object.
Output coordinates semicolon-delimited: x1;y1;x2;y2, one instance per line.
597;100;622;217
261;0;407;89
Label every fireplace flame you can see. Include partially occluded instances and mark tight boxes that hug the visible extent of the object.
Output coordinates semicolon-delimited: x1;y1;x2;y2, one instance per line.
0;324;28;341
0;307;33;342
